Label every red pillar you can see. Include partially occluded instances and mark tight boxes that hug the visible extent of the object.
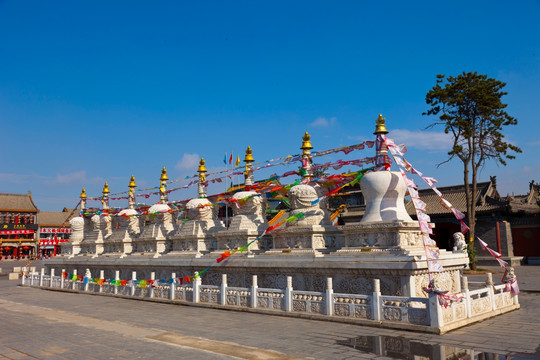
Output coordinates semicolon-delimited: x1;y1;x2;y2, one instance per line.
496;220;502;254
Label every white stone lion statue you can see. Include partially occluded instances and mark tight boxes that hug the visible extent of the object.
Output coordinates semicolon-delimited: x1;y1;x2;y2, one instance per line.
453;232;467;253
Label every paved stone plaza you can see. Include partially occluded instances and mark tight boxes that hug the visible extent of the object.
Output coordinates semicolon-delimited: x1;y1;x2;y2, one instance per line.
1;261;539;359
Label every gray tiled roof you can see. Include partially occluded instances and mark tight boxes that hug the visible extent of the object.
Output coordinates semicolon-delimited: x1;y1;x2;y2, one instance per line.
0;192;39;212
406;181;507;217
37;211;77;226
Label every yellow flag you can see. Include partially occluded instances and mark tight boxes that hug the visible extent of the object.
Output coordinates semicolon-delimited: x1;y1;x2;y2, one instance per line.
235;155;241;167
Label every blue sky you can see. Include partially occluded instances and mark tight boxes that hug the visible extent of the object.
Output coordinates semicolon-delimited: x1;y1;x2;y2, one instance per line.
1;1;539;211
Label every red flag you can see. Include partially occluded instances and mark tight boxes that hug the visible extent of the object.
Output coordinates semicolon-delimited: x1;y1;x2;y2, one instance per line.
229;152;233;165
217;251;231;263
460;221;470;234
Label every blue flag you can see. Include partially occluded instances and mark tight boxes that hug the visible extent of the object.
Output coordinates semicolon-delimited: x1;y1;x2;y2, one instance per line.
223;152;227;165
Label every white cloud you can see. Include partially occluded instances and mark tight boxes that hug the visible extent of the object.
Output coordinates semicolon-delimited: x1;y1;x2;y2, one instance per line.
175;153;200;171
310;116;337;127
390;129;453;152
0;172;50;184
53;171;103;185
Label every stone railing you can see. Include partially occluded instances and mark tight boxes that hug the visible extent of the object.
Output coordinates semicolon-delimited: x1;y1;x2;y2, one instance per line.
21;268;519;334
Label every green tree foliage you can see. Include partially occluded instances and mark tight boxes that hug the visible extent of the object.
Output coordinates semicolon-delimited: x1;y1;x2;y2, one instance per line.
423;72;521;269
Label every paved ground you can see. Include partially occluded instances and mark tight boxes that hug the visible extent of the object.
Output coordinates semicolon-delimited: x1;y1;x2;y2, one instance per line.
1;260;539;359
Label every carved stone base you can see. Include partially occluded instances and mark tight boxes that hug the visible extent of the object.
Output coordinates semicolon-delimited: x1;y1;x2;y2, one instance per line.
338;221;425;249
213;230;261;254
174;220;225;238
45;251;468;297
130;239;170;258
164;237;215;258
60;243;81;258
271;225;344;251
79;242;104;258
103;241;123;255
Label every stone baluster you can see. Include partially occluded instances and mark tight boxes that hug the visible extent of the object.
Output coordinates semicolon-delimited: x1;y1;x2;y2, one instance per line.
220;274;227;305
61;268;65;289
50;268;55;287
285;276;293;312
72;269;77;290
149;272;155;298
428;287;444;328
251;275;258;308
99;270;104;293
130;271;137;296
84;272;90;292
31;269;37;286
193;272;201;303
20;268;26;286
170;272;176;300
114;270;120;295
325;277;334;316
372;279;382;321
486;273;495;310
461;276;471;318
39;268;44;287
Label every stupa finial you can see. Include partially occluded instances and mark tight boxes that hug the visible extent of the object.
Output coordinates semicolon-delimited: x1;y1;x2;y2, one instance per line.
374;114;389;135
160;167;168;181
102;182;110;195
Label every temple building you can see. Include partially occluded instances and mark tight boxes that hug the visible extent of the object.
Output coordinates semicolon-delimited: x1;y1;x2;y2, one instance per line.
0;192;39;259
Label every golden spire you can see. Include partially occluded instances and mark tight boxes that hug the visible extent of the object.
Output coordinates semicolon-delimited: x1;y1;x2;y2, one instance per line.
160;167;168;181
301;131;313;156
374;114;389;135
102;182;110;195
128;175;136;197
80;188;87;199
198;158;207;182
244;146;254;163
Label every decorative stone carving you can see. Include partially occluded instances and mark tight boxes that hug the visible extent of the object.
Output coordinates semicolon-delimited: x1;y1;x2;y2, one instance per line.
334;304;350;317
269;183;343;253
69;217;84;242
288;184;331;227
452;232;467;253
383;307;402;321
408;308;428;325
338;221;424;251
